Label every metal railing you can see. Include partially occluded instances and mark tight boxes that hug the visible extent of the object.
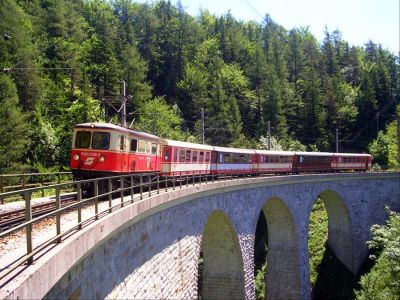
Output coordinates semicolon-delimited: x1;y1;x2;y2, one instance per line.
0;172;72;203
0;171;252;281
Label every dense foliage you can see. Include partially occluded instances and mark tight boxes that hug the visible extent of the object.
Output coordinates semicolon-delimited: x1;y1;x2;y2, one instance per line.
0;0;399;172
356;209;400;300
308;198;328;285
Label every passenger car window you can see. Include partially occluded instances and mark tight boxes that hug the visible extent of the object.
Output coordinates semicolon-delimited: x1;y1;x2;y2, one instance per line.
164;148;170;161
186;150;192;162
75;131;91;148
192;151;198;162
179;150;185;162
92;132;110;150
199;151;204;162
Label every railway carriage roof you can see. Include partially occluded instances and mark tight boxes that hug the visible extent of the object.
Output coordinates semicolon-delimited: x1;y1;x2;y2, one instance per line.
254;150;295;156
333;153;372;157
162;139;214;151
74;123;161;140
294;152;333;157
213;146;255;155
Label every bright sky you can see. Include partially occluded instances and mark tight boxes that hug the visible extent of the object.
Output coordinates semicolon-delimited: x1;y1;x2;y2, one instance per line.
176;0;399;55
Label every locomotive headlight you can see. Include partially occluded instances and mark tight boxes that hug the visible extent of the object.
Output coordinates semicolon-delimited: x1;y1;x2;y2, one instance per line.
74;154;80;161
99;156;105;162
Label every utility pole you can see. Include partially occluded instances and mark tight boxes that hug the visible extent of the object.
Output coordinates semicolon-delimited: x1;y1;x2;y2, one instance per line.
121;80;126;127
201;108;205;144
376;112;380;135
267;121;271;150
397;115;400;169
336;128;339;153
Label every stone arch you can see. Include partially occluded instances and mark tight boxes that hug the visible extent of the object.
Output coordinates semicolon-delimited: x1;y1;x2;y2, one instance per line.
200;210;245;300
262;197;301;300
316;189;355;273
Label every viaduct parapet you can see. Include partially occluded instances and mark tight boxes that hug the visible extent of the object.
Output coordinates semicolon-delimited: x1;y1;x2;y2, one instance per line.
1;173;399;300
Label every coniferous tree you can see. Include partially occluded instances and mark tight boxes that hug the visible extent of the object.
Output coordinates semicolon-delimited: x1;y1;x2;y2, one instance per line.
83;0;121;96
0;0;398;172
0;0;41;112
0;75;28;173
299;33;325;149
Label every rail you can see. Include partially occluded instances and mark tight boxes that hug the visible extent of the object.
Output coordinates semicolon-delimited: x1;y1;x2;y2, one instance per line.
0;171;253;281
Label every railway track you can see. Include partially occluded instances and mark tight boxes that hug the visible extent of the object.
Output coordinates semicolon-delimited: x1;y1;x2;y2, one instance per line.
0;196;77;232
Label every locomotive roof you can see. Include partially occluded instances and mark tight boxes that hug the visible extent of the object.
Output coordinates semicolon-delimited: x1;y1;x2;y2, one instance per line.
162;139;214;151
254;150;295;156
74;123;161;140
213;146;255;155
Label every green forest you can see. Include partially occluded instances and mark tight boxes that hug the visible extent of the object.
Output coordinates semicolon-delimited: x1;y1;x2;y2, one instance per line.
0;0;399;173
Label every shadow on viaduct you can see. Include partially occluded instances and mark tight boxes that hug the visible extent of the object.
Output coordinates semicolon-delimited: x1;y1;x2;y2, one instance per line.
2;173;399;300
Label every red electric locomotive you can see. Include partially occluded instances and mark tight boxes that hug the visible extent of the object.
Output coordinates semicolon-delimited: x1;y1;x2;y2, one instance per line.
70;123;162;181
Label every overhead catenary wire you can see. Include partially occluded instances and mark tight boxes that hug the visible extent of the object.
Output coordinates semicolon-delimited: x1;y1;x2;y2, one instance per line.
2;34;72;73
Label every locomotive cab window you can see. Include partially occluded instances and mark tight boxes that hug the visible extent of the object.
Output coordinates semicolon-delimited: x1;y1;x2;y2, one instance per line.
130;139;138;152
157;143;161;155
92;132;110;150
138;140;146;153
119;135;126;151
151;143;157;155
75;131;91;148
146;142;152;154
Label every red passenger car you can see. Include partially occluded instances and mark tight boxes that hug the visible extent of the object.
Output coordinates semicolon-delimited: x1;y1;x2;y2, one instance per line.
293;152;333;173
331;153;372;171
70;123;162;180
161;139;213;176
253;150;295;174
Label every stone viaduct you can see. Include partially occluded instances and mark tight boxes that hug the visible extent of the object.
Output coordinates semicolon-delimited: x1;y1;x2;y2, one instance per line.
1;172;399;299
